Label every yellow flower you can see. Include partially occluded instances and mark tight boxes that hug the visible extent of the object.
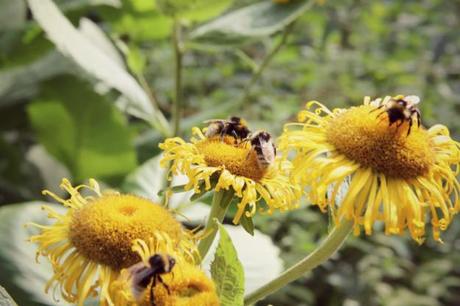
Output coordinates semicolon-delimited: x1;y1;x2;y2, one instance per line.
111;238;220;306
159;127;301;224
279;96;460;243
29;178;197;305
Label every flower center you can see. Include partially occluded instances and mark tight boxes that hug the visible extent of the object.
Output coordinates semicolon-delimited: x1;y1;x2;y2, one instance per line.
69;194;183;270
195;136;265;181
325;105;435;178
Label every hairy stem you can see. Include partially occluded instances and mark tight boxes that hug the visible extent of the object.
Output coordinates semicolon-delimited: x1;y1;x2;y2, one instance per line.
172;19;183;136
197;189;235;260
244;220;353;305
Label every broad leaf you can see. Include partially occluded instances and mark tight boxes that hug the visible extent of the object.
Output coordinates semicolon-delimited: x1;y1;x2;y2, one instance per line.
0;51;72;107
210;222;245;306
190;0;314;45
0;202;70;306
27;0;159;123
0;286;17;306
27;76;137;182
78;18;125;67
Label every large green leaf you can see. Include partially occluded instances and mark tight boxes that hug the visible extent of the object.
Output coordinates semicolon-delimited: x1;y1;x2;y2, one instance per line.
27;0;163;125
190;0;314;45
210;222;245;306
27;76;137;182
0;202;70;306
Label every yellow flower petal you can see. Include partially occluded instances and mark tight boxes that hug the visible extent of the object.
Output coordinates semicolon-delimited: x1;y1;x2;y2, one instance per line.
279;96;460;242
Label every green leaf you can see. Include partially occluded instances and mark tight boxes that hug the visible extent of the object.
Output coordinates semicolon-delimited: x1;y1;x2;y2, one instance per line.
239;213;255;236
27;76;137;182
157;184;188;197
0;286;18;306
156;0;232;21
211;222;245;306
190;0;314;45
27;0;160;123
0;202;71;306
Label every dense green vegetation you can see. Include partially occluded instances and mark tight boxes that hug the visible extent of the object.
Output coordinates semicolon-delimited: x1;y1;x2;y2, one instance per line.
0;0;459;305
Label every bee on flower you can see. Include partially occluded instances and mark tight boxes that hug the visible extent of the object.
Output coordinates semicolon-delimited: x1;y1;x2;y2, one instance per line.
110;238;219;306
159;118;301;225
28;179;198;305
279;95;460;243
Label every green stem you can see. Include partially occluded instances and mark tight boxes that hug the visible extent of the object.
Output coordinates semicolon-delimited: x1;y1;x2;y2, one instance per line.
244;220;353;305
197;189;234;260
172;18;183;137
237;22;295;107
138;74;171;137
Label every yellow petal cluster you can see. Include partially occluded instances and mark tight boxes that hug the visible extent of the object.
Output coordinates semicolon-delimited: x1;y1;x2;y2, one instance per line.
279;96;460;243
29;179;196;305
159;127;301;223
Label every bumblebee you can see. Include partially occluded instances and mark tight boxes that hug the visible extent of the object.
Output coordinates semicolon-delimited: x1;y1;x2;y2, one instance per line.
247;130;276;170
204;116;250;142
373;95;421;135
128;253;175;306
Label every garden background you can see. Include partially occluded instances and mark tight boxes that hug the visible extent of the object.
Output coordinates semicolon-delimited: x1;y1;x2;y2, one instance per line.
0;0;459;305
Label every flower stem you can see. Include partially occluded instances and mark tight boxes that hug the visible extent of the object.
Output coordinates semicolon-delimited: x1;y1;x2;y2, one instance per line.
197;189;234;260
244;220;353;305
172;18;183;136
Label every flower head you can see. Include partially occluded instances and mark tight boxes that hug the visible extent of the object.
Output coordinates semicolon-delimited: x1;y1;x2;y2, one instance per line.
279;96;460;243
159;127;301;223
111;238;219;306
29;178;197;305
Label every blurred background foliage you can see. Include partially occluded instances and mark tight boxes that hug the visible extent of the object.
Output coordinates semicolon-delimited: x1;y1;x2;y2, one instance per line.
0;0;460;305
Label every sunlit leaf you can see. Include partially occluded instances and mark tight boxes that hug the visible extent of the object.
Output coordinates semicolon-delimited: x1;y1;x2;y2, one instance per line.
27;0;158;123
190;0;314;45
78;18;125;67
210;222;245;306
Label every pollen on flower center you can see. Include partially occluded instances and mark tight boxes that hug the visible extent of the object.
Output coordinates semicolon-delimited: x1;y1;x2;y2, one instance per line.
325;104;435;178
195;136;265;181
69;194;182;270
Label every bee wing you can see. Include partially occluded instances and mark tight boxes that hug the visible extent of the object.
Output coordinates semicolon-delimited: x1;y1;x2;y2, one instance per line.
203;119;225;124
260;139;276;163
405;95;420;105
128;263;152;301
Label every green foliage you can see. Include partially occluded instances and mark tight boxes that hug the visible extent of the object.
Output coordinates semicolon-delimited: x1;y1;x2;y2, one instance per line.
27;76;137;182
211;222;245;306
191;0;315;45
1;0;460;305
